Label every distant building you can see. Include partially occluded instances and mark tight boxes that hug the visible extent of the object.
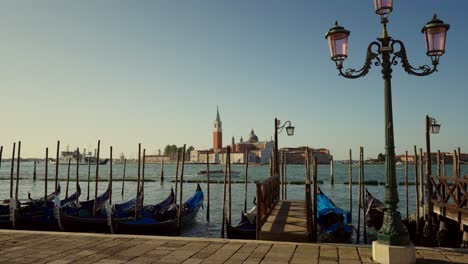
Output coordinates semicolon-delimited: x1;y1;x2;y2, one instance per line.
145;155;171;163
190;108;274;164
396;152;468;164
281;147;332;164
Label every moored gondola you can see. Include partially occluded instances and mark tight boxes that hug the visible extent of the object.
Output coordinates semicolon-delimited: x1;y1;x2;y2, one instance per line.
226;206;256;240
365;188;386;230
317;188;353;242
110;184;204;236
58;185;110;232
13;185;81;230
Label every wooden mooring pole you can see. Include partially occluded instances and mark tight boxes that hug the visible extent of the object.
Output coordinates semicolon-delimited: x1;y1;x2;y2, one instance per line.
280;151;284;200
244;150;248;213
121;158;126;197
437;150;441;177
414;145;420;237
442;152;446;176
419;148;425;215
330;155;334;186
93;140;101;217
65;158;71;198
13;141;21;229
33;161;37;181
160;160;164;184
87;159;91;200
284;153;288;200
109;147;113;205
142;149;146;204
405;150;409;220
10;142;15;199
15;141;21;202
55;141;60;194
177;144;186;235
134;144;141;218
76;148;80;203
348;149;353;222
45;148;48;201
228;147;232;226
361;146;367;244
206;152;210;222
312;155;318;243
221;146;230;238
357;148;362;243
175;150;180;199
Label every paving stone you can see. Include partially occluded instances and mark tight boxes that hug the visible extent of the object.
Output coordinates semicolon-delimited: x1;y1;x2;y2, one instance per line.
182;258;204;264
46;260;73;264
94;259;128;264
263;244;296;262
0;230;464;264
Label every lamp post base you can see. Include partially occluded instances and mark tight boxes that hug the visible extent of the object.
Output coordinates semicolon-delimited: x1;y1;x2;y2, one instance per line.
372;241;416;264
377;209;410;246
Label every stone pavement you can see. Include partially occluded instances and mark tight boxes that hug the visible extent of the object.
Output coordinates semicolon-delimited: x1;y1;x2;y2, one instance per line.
0;230;466;264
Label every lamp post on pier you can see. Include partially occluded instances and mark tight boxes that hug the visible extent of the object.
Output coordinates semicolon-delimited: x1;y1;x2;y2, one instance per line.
424;115;440;243
325;0;449;260
274;118;294;177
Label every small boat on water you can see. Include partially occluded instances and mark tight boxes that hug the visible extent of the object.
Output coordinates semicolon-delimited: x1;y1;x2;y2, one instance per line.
110;184;204;235
317;188;353;242
365;189;386;230
50;149;109;165
196;170;240;177
13;185;81;230
58;184;111;233
226;206;256;240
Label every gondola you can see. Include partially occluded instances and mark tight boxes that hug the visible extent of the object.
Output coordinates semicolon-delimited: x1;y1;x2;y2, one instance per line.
58;184;111;233
226;206;256;240
2;185;63;230
365;189;386;230
0;201;12;229
13;185;81;230
110;184;204;235
317;188;353;242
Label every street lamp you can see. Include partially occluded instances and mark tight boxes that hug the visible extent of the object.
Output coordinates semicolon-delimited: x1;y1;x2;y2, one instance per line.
326;3;449;247
274;118;294;177
424;115;441;242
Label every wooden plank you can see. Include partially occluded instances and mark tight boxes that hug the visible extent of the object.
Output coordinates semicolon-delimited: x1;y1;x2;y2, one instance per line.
433;204;468;227
259;200;309;242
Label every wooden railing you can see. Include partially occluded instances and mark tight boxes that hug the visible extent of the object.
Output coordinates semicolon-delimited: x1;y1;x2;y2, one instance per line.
430;174;468;225
256;175;280;239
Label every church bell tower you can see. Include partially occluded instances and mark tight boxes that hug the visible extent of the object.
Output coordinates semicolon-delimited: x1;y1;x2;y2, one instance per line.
213;106;223;151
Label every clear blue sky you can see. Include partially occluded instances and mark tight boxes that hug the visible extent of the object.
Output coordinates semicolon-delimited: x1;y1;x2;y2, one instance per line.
1;1;466;159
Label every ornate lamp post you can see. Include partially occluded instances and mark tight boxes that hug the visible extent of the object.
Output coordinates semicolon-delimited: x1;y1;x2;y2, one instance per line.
274;118;294;177
325;1;449;247
424;115;440;241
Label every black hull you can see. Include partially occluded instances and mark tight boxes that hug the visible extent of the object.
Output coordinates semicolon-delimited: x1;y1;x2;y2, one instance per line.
112;219;178;236
318;226;353;243
0;217;11;229
14;215;59;231
59;212;109;233
111;203;202;236
226;220;256;240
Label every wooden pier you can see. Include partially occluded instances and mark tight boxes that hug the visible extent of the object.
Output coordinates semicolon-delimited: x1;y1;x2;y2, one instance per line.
259;200;309;242
256;151;317;243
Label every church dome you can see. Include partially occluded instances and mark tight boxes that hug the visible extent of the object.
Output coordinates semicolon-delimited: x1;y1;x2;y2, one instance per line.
248;129;259;143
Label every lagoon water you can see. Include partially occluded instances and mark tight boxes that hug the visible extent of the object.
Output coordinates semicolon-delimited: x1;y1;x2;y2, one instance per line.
1;161;466;242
